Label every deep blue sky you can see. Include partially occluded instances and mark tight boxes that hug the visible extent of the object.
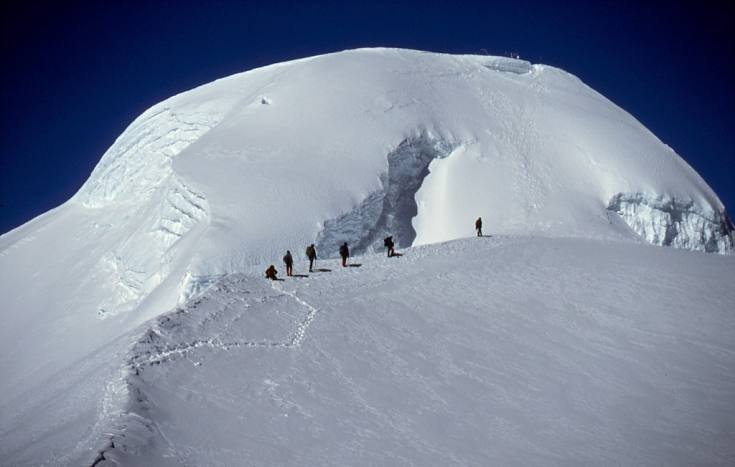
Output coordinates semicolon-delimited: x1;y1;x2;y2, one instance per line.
1;0;733;234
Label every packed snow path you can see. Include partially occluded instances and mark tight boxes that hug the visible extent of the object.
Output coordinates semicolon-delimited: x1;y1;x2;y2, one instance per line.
89;279;322;466
129;278;319;369
88;236;735;467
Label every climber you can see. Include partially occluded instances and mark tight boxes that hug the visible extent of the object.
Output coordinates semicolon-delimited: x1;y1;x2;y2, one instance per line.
339;242;350;267
475;217;483;237
384;236;396;257
265;265;278;280
305;244;317;272
283;250;294;277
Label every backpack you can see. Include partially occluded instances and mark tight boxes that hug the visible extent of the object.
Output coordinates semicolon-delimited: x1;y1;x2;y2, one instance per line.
384;236;392;247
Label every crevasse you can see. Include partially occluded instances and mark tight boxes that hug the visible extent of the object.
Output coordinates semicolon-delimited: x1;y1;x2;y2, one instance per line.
316;133;455;256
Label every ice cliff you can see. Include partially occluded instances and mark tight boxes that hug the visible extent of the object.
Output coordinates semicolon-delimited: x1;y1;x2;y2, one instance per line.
608;193;733;253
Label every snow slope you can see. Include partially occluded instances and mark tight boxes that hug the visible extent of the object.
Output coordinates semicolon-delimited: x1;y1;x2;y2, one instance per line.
6;236;733;466
1;48;734;465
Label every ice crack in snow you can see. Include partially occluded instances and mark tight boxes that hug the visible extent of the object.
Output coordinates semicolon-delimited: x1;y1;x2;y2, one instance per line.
129;280;318;368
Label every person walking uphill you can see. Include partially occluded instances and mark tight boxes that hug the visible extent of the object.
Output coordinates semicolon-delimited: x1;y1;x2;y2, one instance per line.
475;217;483;237
283;250;294;277
305;244;317;272
339;242;349;267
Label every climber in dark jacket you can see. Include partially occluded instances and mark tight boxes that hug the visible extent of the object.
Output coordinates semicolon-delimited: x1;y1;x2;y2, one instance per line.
339;242;349;267
305;244;317;272
475;217;483;237
283;250;294;276
384;236;396;257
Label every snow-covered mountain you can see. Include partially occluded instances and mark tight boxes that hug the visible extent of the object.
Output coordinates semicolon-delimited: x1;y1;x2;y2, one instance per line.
3;48;733;320
1;48;734;466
